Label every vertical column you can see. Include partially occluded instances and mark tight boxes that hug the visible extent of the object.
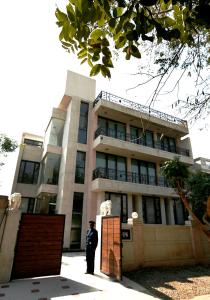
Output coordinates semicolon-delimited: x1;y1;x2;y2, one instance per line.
160;197;166;224
0;210;21;283
127;194;132;220
96;191;105;215
169;198;175;225
137;195;143;220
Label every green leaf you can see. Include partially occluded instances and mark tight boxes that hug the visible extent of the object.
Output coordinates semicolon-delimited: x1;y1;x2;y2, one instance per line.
66;3;75;22
101;65;111;78
109;18;116;28
78;48;87;59
101;38;109;46
102;56;114;68
55;8;68;23
90;29;104;40
90;64;101;76
130;45;141;58
81;58;87;64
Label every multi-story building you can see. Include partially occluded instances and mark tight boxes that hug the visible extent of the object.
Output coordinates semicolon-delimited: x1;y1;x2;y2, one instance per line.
193;157;210;174
12;70;194;250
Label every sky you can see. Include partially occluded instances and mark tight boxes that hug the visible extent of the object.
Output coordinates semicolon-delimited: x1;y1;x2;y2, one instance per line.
0;0;209;195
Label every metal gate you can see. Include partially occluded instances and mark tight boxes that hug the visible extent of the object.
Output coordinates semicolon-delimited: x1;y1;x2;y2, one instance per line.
100;216;122;280
12;213;65;280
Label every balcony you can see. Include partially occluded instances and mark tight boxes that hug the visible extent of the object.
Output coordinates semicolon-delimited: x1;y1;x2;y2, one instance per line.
93;167;169;187
93;91;188;127
91;167;177;197
94;128;190;157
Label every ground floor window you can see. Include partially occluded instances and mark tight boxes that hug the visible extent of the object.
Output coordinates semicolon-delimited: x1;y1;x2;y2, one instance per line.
173;198;188;225
35;194;57;214
105;192;128;223
20;197;35;213
142;196;162;224
70;192;84;249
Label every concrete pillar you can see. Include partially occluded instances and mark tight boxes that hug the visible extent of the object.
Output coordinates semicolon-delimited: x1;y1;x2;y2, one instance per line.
127;157;131;173
95;215;102;273
127;194;132;220
169;198;175;225
96;192;105;215
137;195;143;220
160;197;166;225
0;210;21;283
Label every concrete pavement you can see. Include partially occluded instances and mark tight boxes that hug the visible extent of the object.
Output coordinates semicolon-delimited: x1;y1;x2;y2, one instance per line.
0;252;159;300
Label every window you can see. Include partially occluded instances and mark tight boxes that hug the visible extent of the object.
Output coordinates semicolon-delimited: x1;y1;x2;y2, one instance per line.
131;159;156;185
35;194;57;214
20;197;35;213
157;134;176;153
142;196;162;224
24;139;43;148
98;117;126;141
130;126;154;147
78;102;89;144
75;151;86;183
45;118;65;147
105;192;128;223
173;198;188;225
95;152;126;181
40;153;61;185
18;160;40;184
70;192;84;249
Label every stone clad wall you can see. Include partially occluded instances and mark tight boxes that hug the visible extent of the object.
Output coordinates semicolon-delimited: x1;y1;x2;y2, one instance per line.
122;218;210;272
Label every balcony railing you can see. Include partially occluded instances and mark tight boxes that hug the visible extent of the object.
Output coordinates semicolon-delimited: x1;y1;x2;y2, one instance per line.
93;91;187;126
94;127;190;157
92;167;170;187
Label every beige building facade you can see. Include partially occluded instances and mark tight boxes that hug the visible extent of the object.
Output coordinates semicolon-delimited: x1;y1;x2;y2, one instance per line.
12;70;194;250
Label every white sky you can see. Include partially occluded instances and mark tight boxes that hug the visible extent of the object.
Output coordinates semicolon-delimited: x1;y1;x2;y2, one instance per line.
0;0;209;195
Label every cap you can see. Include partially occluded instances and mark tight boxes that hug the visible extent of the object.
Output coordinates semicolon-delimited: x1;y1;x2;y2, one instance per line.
89;220;95;224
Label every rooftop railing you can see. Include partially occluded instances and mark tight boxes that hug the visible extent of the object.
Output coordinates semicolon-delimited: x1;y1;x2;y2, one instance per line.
93;91;187;127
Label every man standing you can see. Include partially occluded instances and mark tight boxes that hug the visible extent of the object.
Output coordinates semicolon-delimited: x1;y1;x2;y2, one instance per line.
85;220;98;275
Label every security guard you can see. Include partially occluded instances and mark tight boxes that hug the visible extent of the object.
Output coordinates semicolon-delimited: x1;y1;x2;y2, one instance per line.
85;220;98;275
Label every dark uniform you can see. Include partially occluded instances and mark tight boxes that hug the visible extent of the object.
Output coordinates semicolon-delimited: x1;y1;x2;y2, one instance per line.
86;220;98;275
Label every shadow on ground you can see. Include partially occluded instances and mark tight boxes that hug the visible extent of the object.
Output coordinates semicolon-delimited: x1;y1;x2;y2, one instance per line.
0;276;99;300
124;265;210;300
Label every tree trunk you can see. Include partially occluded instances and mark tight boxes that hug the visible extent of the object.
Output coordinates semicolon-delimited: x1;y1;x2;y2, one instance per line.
176;182;210;241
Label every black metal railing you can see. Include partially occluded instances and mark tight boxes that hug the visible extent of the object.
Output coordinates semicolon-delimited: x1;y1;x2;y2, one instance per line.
94;127;190;157
92;167;170;187
93;91;187;126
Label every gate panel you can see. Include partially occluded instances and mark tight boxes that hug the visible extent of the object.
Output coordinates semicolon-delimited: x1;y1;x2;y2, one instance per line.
101;216;122;280
12;214;65;279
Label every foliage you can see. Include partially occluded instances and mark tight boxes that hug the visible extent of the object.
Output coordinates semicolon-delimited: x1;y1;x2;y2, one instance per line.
55;0;210;120
161;157;210;240
187;171;210;221
0;134;18;167
161;156;189;189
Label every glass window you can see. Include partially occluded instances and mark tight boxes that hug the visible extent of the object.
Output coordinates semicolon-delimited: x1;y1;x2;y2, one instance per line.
117;157;126;181
24;139;43;148
70;192;83;249
20;197;35;213
75;151;86;184
143;196;161;224
173;198;188;225
116;123;126;141
145;131;154;147
130;127;139;144
45;118;65;147
131;159;156;185
131;159;139;183
105;192;128;223
78;102;89;144
18;160;40;184
40;153;61;185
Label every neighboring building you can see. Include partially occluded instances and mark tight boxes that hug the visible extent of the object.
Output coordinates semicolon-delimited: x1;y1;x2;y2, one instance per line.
193;157;210;174
11;70;194;250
